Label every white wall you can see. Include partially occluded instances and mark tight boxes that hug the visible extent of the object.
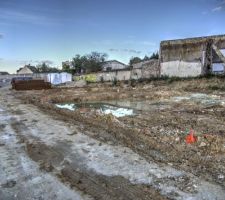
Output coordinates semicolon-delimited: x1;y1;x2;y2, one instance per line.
97;71;131;81
102;61;127;71
161;61;202;77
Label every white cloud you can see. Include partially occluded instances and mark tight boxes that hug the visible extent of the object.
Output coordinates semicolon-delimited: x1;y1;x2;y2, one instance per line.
123;40;156;46
109;49;142;54
212;6;222;12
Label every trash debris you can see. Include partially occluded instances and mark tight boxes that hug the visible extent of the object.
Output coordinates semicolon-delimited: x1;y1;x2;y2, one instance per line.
186;129;197;144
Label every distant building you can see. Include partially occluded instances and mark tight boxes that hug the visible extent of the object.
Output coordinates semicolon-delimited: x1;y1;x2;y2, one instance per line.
102;60;128;71
160;34;225;77
17;65;38;74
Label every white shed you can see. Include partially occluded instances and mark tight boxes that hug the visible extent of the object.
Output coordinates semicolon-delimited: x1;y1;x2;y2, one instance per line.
44;72;72;85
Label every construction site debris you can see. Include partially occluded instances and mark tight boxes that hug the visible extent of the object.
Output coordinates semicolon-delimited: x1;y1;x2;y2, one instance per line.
3;77;225;199
186;129;197;144
12;79;51;90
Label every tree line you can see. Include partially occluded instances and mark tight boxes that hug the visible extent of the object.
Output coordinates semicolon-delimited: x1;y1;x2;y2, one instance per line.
23;51;159;74
62;52;108;74
62;51;159;74
129;52;159;65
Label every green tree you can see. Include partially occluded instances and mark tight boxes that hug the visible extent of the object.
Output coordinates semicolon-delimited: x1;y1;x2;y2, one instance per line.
71;52;108;74
85;52;108;73
150;52;159;59
37;62;49;73
37;62;60;73
143;55;150;61
129;57;142;65
62;62;74;74
71;54;87;74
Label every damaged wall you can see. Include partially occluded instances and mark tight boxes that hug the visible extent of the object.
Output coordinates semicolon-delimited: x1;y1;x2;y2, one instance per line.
131;59;160;79
160;34;225;77
74;60;159;83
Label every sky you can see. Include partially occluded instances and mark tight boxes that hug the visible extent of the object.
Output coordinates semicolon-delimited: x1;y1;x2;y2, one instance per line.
0;0;225;73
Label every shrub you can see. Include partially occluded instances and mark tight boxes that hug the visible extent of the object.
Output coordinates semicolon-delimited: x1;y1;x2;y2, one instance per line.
124;80;129;84
100;76;104;83
130;78;136;87
112;77;117;86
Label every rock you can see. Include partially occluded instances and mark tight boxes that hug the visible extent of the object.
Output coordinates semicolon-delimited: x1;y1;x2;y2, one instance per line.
199;142;207;147
67;130;78;136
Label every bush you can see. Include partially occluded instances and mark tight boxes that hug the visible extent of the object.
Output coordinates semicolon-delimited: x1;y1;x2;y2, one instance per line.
166;76;182;84
130;78;136;87
124;80;129;84
100;76;104;83
112;77;117;86
138;78;145;83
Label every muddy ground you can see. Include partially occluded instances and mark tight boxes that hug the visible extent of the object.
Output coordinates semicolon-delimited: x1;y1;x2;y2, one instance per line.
1;77;225;199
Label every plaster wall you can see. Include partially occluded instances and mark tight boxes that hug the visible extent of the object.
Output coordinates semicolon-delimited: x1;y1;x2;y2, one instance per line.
161;61;202;77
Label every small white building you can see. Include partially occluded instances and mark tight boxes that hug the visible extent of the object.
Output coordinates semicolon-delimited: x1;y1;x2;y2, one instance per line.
102;60;128;71
17;65;38;74
44;72;72;85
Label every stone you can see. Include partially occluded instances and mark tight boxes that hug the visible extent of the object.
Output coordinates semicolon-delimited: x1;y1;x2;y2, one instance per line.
199;142;207;147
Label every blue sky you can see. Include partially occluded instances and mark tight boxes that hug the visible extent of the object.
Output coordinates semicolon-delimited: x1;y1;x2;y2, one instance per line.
0;0;225;73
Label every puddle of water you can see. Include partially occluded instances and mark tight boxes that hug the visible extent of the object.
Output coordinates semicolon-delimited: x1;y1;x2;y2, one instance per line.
102;100;170;111
56;104;75;111
56;99;172;117
172;93;225;106
55;103;134;117
1;135;11;141
55;92;225;117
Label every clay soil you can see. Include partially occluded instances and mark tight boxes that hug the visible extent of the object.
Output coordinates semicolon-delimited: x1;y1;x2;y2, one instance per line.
1;77;225;199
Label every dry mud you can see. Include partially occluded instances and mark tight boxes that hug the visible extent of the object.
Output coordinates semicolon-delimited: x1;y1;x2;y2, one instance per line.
1;78;225;199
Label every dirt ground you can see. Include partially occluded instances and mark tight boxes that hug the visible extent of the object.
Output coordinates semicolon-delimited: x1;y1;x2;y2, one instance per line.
1;77;225;199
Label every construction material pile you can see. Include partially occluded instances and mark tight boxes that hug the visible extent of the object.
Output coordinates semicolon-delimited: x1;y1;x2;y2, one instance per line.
12;79;51;90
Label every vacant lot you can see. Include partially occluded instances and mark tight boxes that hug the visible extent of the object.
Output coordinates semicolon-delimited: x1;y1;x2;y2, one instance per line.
1;77;225;199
